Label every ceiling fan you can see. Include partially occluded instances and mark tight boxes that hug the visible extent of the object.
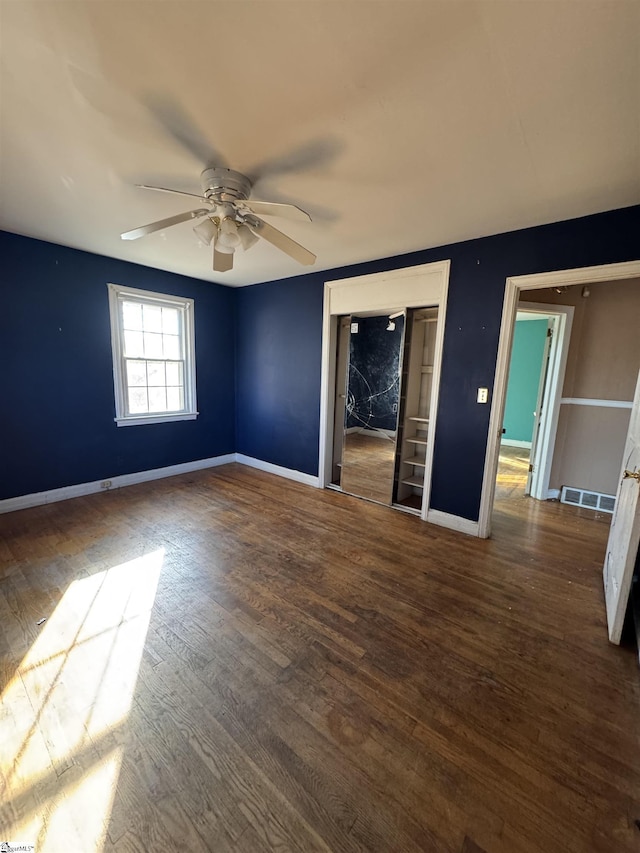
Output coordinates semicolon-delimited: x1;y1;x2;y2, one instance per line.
121;166;316;273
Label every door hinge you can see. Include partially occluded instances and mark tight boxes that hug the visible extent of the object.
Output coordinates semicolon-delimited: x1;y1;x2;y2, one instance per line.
547;327;553;338
529;463;534;473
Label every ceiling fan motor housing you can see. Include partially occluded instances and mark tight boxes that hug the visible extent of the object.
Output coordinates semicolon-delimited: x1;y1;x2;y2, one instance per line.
200;168;252;203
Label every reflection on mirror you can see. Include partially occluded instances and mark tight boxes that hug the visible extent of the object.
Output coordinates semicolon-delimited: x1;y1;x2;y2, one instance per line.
334;313;405;505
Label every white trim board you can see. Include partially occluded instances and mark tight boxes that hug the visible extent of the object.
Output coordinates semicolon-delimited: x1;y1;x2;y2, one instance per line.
235;455;320;487
425;509;480;537
1;453;476;541
501;439;532;449
478;259;640;540
0;454;236;515
0;453;320;515
560;398;633;409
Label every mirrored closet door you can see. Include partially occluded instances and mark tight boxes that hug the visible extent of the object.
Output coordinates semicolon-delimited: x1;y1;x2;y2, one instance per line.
331;306;439;516
333;313;406;505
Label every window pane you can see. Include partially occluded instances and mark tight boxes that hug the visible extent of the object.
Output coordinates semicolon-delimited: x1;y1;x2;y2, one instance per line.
142;304;163;333
165;361;183;386
143;332;164;359
147;361;166;387
128;387;148;414
163;334;180;360
122;301;143;331
162;307;180;335
126;360;147;387
110;285;195;423
124;330;144;358
166;386;184;412
148;387;168;412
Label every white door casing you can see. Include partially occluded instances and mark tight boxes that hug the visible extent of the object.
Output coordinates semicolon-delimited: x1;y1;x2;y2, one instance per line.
319;261;451;527
603;368;640;644
479;261;640;539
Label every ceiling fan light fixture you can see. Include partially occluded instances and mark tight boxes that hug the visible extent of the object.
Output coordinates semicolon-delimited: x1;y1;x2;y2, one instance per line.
214;241;235;255
216;216;241;252
129;167;315;269
237;223;259;251
193;216;217;245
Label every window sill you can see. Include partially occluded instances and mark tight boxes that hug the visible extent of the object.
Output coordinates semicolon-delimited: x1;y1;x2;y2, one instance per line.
115;412;199;427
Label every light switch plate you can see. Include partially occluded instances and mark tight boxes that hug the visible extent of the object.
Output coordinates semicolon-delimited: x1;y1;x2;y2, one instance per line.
477;387;489;403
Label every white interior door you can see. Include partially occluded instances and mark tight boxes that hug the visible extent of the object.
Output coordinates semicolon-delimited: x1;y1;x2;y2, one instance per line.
526;320;553;495
603;368;640;644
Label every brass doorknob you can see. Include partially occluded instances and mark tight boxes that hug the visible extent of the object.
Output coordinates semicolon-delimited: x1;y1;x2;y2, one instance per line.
623;469;640;482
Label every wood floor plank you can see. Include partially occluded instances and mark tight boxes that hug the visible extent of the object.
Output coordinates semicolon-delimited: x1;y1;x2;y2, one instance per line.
1;462;639;852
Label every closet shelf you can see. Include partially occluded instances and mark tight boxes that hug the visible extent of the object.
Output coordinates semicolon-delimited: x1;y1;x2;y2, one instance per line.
408;416;430;423
404;456;426;467
421;365;434;374
401;474;424;488
405;437;427;446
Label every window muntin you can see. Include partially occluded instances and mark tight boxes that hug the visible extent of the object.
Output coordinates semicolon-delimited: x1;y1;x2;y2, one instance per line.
108;284;197;426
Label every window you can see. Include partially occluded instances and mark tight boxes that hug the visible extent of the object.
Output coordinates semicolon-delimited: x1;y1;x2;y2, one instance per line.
108;283;197;426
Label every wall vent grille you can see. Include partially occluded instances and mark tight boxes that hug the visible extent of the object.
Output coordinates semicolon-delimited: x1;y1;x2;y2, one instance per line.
560;486;616;514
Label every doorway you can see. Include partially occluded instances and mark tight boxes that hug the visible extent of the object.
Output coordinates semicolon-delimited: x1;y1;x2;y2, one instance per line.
329;306;440;514
480;260;640;539
495;303;573;507
319;261;450;524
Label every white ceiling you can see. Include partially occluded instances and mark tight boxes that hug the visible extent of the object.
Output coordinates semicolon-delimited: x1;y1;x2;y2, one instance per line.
1;1;638;287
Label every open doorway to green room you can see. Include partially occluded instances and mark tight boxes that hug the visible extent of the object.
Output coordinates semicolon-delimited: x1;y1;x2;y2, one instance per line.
495;304;573;507
479;260;640;540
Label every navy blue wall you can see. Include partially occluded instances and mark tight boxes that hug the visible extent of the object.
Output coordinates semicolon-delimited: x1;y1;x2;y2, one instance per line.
0;231;235;500
3;206;639;517
235;205;640;520
235;275;323;473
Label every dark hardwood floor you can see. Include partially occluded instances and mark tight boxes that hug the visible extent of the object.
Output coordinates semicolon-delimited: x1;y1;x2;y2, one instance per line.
1;463;638;852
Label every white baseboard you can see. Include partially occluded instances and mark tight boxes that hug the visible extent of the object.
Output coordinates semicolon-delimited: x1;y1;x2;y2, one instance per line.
546;488;561;500
235;454;320;488
0;454;236;515
426;508;481;537
500;439;532;449
2;454;476;538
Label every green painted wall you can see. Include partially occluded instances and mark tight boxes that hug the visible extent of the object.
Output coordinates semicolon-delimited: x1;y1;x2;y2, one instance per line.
503;319;548;444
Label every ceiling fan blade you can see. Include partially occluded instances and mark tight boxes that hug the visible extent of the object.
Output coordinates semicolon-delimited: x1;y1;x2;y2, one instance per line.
213;247;234;272
136;184;210;203
246;185;338;223
248;136;342;184
143;95;229;168
238;200;311;223
246;216;316;266
121;209;209;241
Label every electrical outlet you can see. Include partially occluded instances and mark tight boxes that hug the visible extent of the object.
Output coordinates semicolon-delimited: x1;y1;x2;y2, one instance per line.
101;480;112;489
477;387;489;404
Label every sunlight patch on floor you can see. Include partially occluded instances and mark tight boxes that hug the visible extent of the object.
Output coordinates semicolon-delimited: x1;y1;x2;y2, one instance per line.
1;547;164;851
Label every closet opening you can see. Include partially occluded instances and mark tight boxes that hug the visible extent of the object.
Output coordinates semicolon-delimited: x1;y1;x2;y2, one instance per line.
319;261;450;525
329;306;440;517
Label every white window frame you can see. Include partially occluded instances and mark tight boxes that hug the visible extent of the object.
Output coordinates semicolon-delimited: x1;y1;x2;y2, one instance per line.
108;283;198;427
